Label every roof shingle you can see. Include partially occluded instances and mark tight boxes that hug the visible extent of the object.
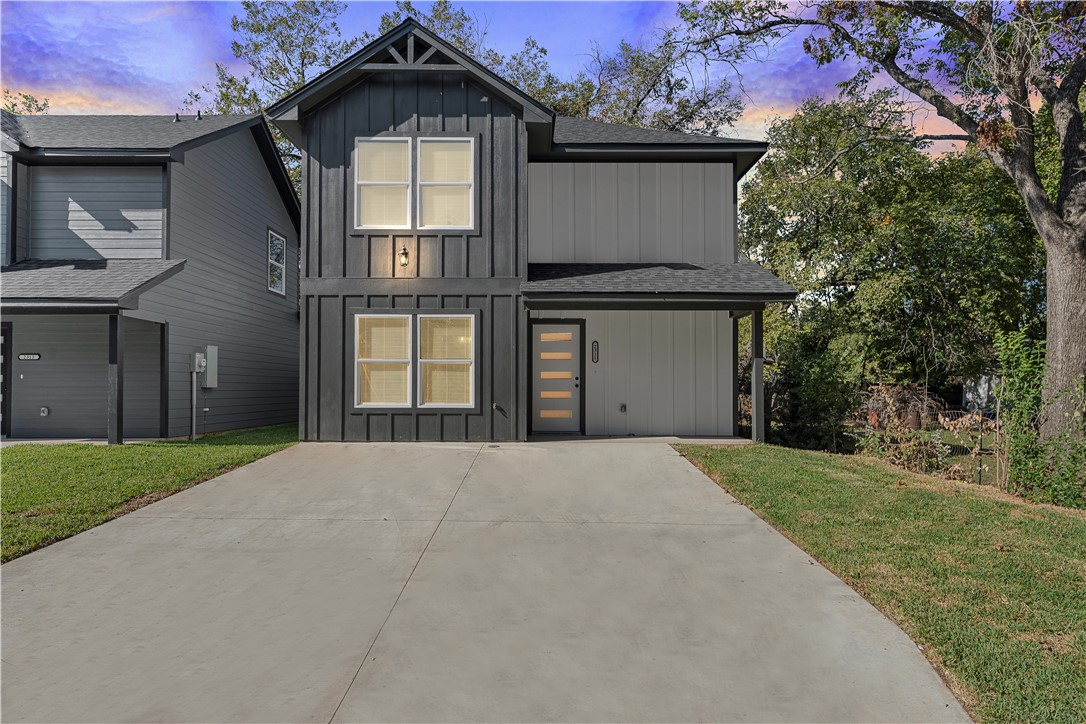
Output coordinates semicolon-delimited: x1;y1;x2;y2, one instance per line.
1;258;185;302
552;116;764;147
1;112;256;151
522;262;796;299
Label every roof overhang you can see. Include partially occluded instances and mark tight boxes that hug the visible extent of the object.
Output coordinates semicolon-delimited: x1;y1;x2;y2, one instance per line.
533;143;768;178
0;259;186;314
523;293;793;311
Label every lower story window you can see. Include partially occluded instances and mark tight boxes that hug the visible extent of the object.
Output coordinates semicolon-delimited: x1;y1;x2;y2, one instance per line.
356;315;411;407
419;315;474;407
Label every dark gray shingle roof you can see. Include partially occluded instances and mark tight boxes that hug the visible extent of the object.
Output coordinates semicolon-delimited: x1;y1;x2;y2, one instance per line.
522;262;796;299
2;112;256;151
553;116;764;147
1;258;185;302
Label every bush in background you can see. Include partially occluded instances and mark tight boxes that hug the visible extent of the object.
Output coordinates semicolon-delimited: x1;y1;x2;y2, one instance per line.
995;331;1085;507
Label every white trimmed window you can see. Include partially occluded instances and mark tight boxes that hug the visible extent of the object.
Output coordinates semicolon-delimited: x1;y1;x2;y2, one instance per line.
418;315;474;407
267;230;286;294
355;138;411;229
417;138;474;229
356;315;412;407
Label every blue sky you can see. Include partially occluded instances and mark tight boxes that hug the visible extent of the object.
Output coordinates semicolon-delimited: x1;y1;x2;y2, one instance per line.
0;1;959;141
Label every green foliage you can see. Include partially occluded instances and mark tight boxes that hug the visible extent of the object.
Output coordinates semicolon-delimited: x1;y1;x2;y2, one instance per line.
677;443;1086;723
743;95;1045;394
764;306;858;451
995;331;1086;507
2;89;49;114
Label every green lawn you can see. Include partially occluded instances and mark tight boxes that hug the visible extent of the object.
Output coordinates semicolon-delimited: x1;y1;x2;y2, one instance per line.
1;424;298;563
675;443;1086;724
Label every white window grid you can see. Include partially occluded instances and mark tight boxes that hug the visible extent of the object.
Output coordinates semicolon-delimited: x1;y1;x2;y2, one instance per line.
354;137;412;230
417;314;475;408
267;230;286;295
355;314;413;408
416;137;475;231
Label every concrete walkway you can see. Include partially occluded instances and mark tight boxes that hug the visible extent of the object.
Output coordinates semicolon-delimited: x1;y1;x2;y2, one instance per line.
1;442;969;723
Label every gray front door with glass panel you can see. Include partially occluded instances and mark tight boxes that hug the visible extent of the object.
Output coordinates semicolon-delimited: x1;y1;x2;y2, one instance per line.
532;323;582;433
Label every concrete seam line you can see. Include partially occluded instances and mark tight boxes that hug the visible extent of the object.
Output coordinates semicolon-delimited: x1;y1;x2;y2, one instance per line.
326;443;486;724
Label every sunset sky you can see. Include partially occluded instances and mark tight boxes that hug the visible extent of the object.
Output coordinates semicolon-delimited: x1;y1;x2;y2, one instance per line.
0;0;959;142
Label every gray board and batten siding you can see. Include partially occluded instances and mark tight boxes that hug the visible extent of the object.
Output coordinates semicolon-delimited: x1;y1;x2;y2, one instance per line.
299;70;528;441
528;162;737;264
136;127;299;437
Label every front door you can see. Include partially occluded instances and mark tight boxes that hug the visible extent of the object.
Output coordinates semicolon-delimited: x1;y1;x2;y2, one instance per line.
531;322;582;433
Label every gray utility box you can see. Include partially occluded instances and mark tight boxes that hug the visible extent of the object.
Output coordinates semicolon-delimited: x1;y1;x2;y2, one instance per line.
202;345;219;388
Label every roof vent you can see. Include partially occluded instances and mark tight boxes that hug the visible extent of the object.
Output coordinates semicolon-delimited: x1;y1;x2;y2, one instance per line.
174;113;180;122
196;110;202;120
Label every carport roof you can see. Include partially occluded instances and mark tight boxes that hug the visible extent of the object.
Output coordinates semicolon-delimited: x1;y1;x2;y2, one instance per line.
522;262;797;307
1;258;185;312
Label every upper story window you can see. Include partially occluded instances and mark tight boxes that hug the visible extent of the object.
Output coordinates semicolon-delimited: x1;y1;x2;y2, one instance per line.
354;137;474;231
267;229;286;295
356;138;411;229
418;138;473;229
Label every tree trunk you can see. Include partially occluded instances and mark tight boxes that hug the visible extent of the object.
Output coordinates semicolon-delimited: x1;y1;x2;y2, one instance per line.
1040;228;1086;440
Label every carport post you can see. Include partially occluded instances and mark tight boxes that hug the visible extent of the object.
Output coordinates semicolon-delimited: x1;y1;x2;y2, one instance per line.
107;314;124;445
751;308;764;443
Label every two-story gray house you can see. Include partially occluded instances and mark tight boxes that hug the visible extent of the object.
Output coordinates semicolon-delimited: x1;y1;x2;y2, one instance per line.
267;19;795;442
0;111;300;442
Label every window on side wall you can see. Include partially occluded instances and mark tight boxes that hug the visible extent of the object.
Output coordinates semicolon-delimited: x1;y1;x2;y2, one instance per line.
356;315;412;407
418;315;474;407
267;230;286;295
356;138;411;229
417;138;473;230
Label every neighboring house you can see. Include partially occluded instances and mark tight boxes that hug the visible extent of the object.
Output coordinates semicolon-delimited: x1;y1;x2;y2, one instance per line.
267;19;796;442
0;111;300;442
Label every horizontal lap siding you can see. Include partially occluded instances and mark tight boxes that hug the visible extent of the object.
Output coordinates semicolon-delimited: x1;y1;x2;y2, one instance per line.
301;70;526;441
138;129;299;437
529;309;736;436
30;166;164;259
7;315;159;438
528;162;734;264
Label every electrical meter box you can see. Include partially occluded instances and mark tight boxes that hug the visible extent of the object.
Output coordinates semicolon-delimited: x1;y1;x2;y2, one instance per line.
202;345;219;388
191;351;206;373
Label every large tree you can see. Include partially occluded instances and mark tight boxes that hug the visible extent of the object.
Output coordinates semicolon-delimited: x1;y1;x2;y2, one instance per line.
184;0;363;185
745;95;1045;382
680;1;1085;439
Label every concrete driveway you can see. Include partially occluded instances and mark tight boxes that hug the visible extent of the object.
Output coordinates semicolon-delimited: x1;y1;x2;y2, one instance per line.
2;441;968;723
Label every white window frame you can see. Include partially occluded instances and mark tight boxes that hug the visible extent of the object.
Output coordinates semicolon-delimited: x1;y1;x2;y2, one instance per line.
416;137;475;231
267;229;287;295
354;137;412;231
417;314;475;409
354;314;413;408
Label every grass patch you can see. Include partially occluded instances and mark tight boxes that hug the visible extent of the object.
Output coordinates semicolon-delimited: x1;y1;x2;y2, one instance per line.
2;424;298;562
675;443;1086;724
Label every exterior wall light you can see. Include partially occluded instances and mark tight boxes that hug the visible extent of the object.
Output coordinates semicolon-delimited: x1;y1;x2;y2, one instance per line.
398;244;410;267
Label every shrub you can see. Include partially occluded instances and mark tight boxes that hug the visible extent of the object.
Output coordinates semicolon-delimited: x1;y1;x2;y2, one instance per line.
995;331;1086;507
